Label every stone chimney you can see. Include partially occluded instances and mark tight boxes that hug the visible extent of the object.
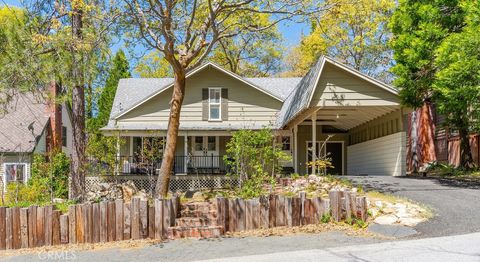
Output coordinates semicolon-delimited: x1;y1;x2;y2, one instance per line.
47;82;62;153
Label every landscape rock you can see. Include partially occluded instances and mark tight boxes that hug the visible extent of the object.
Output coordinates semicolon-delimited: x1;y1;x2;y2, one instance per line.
374;214;398;225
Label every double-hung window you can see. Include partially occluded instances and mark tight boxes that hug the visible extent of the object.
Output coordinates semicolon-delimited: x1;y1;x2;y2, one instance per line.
4;163;27;184
209;88;221;121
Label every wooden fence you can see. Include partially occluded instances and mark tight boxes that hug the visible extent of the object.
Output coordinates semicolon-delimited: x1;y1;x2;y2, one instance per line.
0;190;366;250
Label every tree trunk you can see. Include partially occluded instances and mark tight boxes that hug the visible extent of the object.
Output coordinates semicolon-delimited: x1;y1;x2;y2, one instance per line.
459;127;474;169
155;70;186;198
70;7;86;199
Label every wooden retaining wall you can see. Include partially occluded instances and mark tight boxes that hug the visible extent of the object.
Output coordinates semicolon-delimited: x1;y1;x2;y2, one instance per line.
0;190;366;250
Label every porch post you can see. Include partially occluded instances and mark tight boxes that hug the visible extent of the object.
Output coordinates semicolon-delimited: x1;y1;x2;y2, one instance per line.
115;132;120;175
312;113;317;175
184;134;188;175
293;125;298;173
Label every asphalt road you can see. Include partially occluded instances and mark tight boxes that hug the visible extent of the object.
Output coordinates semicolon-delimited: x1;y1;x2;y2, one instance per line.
203;232;480;262
345;175;480;238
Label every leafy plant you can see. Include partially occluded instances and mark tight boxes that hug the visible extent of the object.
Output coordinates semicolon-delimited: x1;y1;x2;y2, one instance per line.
224;128;290;198
320;212;331;223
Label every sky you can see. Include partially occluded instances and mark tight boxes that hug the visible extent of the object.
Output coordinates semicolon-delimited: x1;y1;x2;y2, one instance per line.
1;0;310;60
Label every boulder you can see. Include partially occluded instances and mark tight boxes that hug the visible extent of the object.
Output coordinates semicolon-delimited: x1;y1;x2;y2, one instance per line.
374;214;398;225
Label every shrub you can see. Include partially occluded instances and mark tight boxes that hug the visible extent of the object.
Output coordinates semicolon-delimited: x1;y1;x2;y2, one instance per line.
4;152;70;207
224;128;290;198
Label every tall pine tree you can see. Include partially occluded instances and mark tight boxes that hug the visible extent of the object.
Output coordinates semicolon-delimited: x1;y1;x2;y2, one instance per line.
87;50;131;173
96;49;131;127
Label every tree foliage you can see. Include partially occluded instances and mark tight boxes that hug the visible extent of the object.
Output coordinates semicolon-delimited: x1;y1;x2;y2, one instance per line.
390;0;478;168
224;129;289;198
87;50;131;174
285;0;395;81
96;49;131;127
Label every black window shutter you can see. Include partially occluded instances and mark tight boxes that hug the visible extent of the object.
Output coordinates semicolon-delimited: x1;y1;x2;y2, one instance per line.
221;88;228;121
202;88;208;121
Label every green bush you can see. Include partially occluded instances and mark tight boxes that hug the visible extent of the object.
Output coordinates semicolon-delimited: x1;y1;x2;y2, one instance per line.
4;152;70;207
224;128;290;198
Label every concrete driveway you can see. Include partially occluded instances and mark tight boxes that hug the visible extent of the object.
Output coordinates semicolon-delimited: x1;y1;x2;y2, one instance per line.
345;176;480;238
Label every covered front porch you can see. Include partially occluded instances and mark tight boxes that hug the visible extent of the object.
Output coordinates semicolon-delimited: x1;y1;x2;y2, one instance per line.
116;131;294;176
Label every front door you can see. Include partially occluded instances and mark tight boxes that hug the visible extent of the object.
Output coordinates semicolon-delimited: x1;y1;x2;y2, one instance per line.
192;136;219;168
306;141;343;175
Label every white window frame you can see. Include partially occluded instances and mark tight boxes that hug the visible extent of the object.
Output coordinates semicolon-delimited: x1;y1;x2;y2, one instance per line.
208;87;222;121
3;162;28;186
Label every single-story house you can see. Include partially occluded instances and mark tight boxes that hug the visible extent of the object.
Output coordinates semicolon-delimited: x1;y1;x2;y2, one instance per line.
0;84;73;188
102;56;408;177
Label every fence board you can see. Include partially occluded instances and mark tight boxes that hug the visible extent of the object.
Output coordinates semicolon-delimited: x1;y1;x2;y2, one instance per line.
292;197;301;227
140;200;148;239
344;192;352;220
235;198;246;232
299;192;306;225
259;196;269;229
329;191;342;222
356;196;368;221
322;199;331;215
60;215;69;244
251;198;260;230
124;202;132;240
268;194;276;228
52;210;61;246
304;199;316;224
148;206;155;239
6;208;12;249
312;197;323;222
0;207;5;250
19;208;28;249
131;198;140;240
92;203;100;243
162;200;172;238
349;192;358;220
107;201;116;242
100;202;108;242
275;195;285;226
285;197;293;227
227;198;237;232
44;206;53;246
68;205;76;244
85;204;93;243
216;197;228;232
154;199;163;239
12;207;21;249
36;206;45;247
75;205;84;244
27;206;36;248
245;199;253;231
115;200;124;241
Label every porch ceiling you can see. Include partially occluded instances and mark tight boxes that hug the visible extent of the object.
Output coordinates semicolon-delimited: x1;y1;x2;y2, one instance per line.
301;106;400;130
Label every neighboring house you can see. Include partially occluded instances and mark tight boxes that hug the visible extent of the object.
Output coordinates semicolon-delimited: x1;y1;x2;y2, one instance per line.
102;56;407;177
406;102;479;172
0;84;73;188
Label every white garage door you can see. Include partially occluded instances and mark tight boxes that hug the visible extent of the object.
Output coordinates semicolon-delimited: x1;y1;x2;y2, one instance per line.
347;132;406;176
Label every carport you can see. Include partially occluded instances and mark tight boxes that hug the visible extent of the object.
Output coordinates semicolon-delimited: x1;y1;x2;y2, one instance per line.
277;56;408;176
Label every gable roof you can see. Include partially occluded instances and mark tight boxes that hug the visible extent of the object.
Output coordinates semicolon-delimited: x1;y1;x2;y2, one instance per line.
111;62;296;121
0;93;50;153
276;56;399;128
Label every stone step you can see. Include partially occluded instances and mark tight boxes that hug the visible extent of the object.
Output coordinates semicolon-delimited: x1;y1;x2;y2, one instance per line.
167;226;224;239
175;217;208;227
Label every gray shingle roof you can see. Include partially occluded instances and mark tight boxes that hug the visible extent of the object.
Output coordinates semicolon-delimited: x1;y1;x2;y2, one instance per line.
0;93;50;153
246;77;301;100
276;57;325;128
